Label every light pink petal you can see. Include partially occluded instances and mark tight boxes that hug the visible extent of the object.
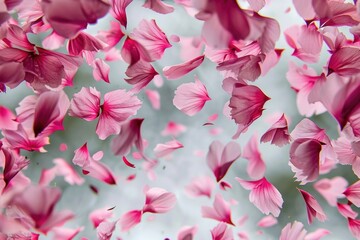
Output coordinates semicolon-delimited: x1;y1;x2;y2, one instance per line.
143;187;176;213
259;49;283;76
344;180;360;207
207;141;241;182
348;218;360;239
236;177;283;217
279;221;307;240
52;226;83;240
314;177;348;206
291;119;330;144
83;159;117;185
145;89;160;110
337;203;358;219
163;55;205;80
173;77;211;116
111;0;133;28
111;118;145;157
305;228;330;240
89;208;114;228
72;142;91;168
143;0;174;14
161;121;187;137
177;225;198;240
257;215;278;228
298;188;327;224
131;19;171;61
260;114;291;147
185;176;214;198
154;139;183;158
69;87;101;121
289;138;322;184
120;210;142;231
97;221;116;240
242;135;266;179
202;194;234;225
42;31;66;50
125;60;159;93
229;83;270;127
97;89;142;140
210;222;233;240
92;58;110;83
2;148;29;186
247;0;266;11
328;47;360;76
97;21;124;49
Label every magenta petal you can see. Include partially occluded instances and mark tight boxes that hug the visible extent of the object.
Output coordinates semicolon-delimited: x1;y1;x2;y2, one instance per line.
298;188;327;224
69;87;101;121
120;210;142;231
201;194;234;225
163;55;205;80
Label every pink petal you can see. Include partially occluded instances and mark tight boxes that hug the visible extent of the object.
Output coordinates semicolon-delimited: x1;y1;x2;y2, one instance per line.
125;60;159;93
2;148;29;186
291;119;330;144
344;180;360;207
305;228;330;240
179;36;204;61
143;0;174;14
247;0;266;11
207;140;241;182
97;89;142;140
242;135;266;179
173;77;211;116
314;177;348;206
97;21;124;49
89;207;114;228
257;215;278;228
201;194;234;225
122;156;135;168
111;0;133;28
143;187;176;213
68;31;107;56
120;210;142;231
261;114;291;147
177;225;198;240
0;106;17;131
298;188;327;224
163;55;205;80
97;221;116;240
293;0;316;20
92;58;110;83
337;202;358;219
121;37;150;65
52;226;83;240
72;143;91;168
42;31;66;50
185;176;214;198
328;47;360;76
145;89;160;110
348;218;360;239
153;139;183;158
279;221;307;240
236;177;283;217
161;121;187;137
69;87;101;121
289;138;322;184
210;222;233;240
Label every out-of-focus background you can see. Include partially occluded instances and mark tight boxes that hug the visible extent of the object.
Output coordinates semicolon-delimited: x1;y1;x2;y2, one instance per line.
0;0;357;239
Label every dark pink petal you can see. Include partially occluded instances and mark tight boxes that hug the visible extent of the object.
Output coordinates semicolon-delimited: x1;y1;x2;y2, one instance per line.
0;106;17;130
121;37;150;65
261;114;291;147
201;194;234;225
120;210;142;231
177;225;198;240
68;31;107;56
314;177;347;206
289;138;322;184
257;215;278;228
122;156;135;168
92;58;110;83
89;207;114;228
279;221;307;240
145;89;160;110
69;87;101;121
185;176;214;198
154;139;183;158
111;118;145;157
348;218;360;239
328;47;360;76
111;0;133;28
143;0;174;14
97;21;124;49
2;148;29;186
229;83;270;127
207;140;241;182
97;221;116;240
41;0;110;38
143;187;176;213
163;55;205;80
236;177;283;217
131;19;171;61
242;135;266;180
0;61;25;90
298;188;327;224
173;77;211;116
210;222;233;240
344;180;360;207
72;143;91;168
52;226;83;240
337;203;358;219
125;60;159;93
97;89;141;140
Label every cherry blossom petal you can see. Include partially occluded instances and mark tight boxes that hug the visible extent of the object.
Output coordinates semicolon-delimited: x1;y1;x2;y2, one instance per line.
111;0;133;28
337;203;358;219
52;226;83;240
163;55;205;80
125;60;159;93
143;0;174;14
173;77;211;116
202;194;234;225
257;215;278;228
328;47;360;76
69;87;101;121
314;177;348;206
305;228;330;240
185;176;214;198
210;222;233;240
143;187;176;213
154;139;183;158
236;177;283;217
260;114;291;147
348;218;360;239
2;148;29;187
279;221;307;240
42;31;66;50
207;140;241;182
242;135;266;179
120;210;142;231
344;180;360;207
97;221;116;240
68;32;107;56
89;207;114;228
298;188;327;224
92;58;110;83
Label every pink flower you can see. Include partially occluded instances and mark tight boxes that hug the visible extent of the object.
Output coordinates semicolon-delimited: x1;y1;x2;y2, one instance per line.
298;188;327;224
207;140;241;182
236;177;283;217
201;194;234;225
173;77;211;116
